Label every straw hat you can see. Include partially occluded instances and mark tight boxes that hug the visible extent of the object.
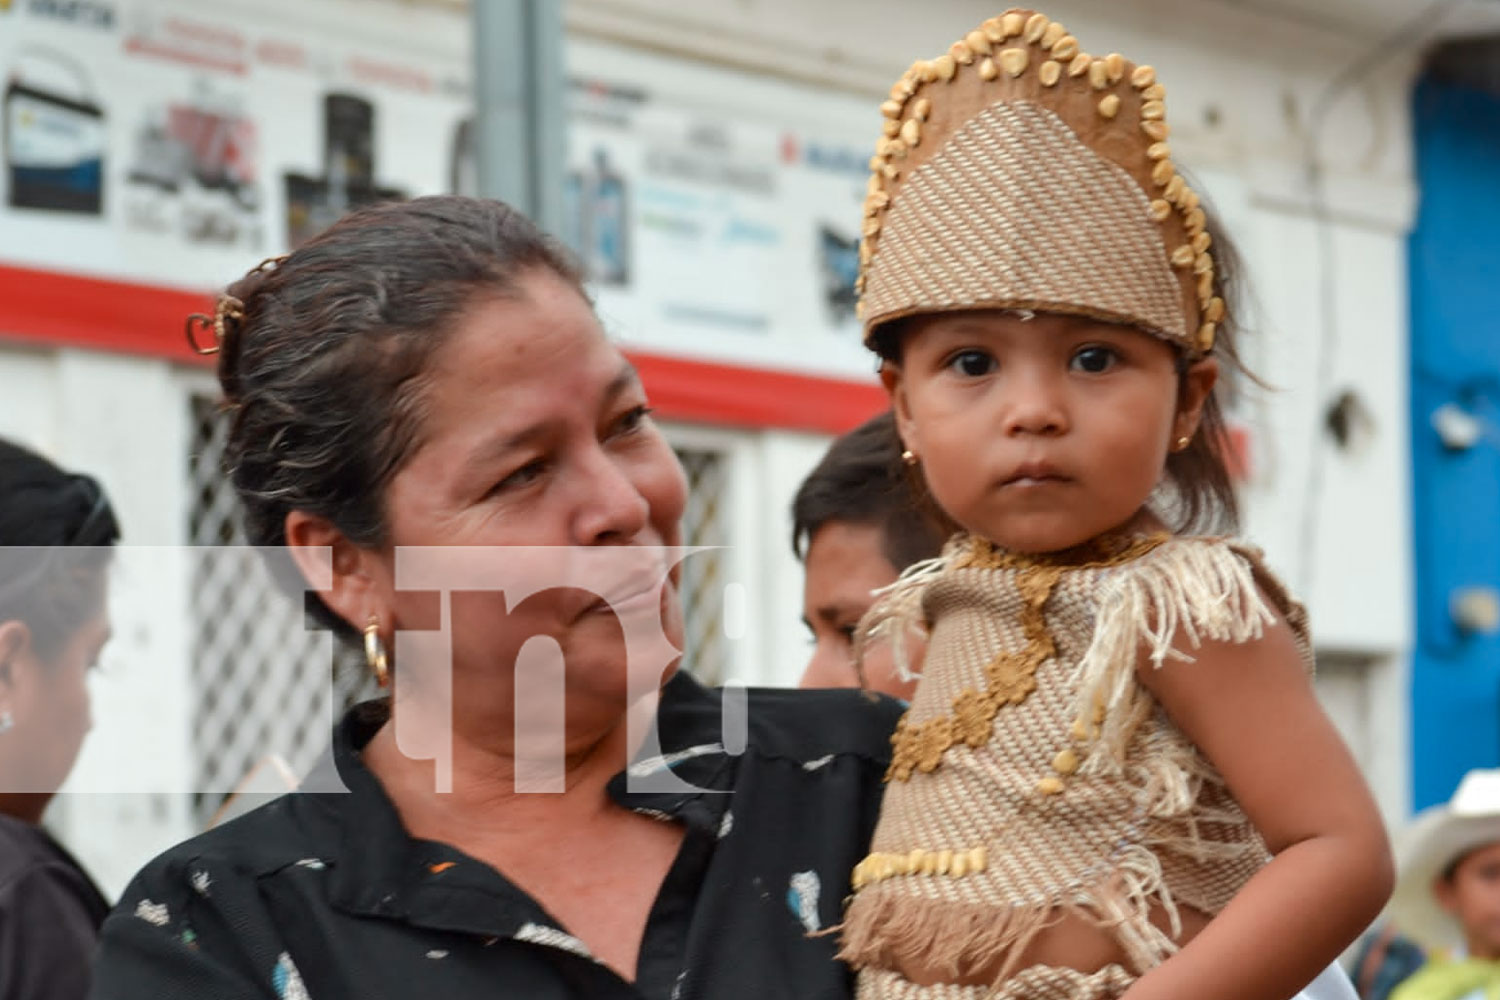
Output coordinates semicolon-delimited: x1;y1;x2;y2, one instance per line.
857;8;1224;357
1389;768;1500;952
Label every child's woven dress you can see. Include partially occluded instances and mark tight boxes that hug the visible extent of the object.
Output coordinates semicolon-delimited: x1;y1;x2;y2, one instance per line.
838;533;1313;999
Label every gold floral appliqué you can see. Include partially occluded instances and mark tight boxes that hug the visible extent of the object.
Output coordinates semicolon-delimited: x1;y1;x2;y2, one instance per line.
885;533;1165;782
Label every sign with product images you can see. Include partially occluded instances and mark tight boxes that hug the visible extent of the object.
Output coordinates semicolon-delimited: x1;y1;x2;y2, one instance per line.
4;48;106;214
0;0;887;385
123;83;262;247
451;63;878;378
0;0;469;290
284;92;407;249
557;63;878;379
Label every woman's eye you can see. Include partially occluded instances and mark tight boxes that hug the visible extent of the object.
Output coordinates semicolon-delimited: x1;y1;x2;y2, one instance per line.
1071;346;1118;374
837;624;857;645
491;460;546;494
946;350;995;378
609;405;654;439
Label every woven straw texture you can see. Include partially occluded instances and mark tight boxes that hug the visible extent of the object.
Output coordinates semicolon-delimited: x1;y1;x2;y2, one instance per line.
857;962;1136;1000
862;101;1187;345
840;536;1314;998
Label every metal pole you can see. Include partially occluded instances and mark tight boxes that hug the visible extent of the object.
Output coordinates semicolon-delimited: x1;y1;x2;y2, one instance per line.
471;0;566;236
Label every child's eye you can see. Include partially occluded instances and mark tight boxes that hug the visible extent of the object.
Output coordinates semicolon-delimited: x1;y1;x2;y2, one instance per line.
837;624;857;645
1071;346;1119;374
946;350;996;378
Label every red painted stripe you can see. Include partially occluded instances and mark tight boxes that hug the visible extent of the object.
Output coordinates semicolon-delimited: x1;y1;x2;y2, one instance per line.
0;263;216;362
629;351;886;434
0;264;887;434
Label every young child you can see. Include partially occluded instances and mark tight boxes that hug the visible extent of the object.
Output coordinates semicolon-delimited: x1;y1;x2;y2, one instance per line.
836;10;1392;999
1378;768;1500;1000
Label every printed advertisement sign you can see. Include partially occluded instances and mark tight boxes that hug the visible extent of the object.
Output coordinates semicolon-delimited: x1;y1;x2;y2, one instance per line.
0;0;881;379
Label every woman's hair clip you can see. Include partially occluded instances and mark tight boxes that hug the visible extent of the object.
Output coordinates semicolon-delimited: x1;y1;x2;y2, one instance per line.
183;253;289;356
185;295;244;356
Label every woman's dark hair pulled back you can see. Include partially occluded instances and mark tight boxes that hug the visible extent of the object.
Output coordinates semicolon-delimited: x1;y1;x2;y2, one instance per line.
0;438;120;661
213;196;585;636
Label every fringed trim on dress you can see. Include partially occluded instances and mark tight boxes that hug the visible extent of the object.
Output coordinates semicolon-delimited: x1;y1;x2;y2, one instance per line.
838;843;1182;983
1072;538;1276;772
854;540;961;682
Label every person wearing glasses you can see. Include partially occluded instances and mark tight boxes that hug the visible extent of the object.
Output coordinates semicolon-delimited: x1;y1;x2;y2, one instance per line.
0;438;120;999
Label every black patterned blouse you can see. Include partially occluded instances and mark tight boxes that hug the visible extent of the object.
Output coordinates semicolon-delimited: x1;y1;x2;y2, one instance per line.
90;673;900;1000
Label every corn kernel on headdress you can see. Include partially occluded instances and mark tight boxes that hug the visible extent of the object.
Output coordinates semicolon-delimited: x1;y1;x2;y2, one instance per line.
858;9;1223;356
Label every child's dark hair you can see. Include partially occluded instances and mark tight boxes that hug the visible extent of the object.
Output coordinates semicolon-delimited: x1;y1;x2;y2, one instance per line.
867;205;1250;537
791;411;950;570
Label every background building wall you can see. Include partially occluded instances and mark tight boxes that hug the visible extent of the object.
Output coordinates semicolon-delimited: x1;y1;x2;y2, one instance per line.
1407;65;1500;811
0;0;1438;891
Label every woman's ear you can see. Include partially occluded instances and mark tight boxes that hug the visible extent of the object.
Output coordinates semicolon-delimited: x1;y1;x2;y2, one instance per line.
0;621;31;697
283;511;391;632
1174;356;1220;442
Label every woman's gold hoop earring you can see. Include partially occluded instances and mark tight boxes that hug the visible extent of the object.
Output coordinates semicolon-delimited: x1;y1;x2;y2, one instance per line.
1173;435;1192;452
901;449;919;466
364;616;391;689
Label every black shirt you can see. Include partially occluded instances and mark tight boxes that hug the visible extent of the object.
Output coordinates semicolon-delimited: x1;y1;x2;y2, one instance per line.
0;812;111;1000
90;674;902;1000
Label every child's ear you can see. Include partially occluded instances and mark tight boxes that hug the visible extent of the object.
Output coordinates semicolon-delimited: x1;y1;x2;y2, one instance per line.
1435;873;1461;916
1173;356;1220;442
880;362;919;459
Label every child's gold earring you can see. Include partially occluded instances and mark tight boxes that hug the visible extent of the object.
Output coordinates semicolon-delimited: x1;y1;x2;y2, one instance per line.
1173;435;1191;452
902;449;919;466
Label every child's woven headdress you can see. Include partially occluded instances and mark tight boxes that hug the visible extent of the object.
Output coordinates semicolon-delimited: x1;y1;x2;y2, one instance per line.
858;8;1222;357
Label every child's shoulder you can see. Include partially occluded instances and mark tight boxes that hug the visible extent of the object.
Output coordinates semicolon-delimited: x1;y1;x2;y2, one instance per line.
1088;532;1312;672
1150;534;1308;637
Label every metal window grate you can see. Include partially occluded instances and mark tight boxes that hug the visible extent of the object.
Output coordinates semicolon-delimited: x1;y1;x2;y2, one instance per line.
186;400;735;820
187;396;368;825
674;447;730;686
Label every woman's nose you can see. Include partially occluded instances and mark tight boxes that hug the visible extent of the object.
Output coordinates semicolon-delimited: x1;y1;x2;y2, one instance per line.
573;448;651;545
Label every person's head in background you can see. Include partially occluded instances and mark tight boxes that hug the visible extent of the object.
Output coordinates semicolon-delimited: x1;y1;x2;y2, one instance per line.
792;410;948;700
1391;768;1500;961
0;439;119;823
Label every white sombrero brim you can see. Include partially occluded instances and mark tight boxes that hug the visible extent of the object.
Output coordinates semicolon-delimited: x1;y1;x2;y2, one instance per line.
1389;803;1500;952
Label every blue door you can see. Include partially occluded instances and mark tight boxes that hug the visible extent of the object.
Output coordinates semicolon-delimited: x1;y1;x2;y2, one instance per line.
1410;74;1500;809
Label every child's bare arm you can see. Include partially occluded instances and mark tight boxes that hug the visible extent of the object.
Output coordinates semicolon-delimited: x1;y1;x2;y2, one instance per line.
1123;610;1393;1000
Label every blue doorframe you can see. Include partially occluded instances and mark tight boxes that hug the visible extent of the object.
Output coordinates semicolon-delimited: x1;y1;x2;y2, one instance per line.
1409;74;1500;809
